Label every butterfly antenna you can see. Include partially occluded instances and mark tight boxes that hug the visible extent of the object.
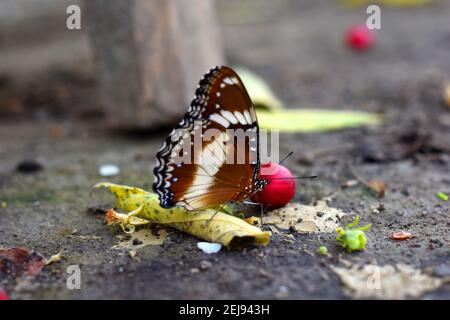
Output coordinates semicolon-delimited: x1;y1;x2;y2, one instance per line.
279;151;294;165
274;152;317;180
270;175;317;180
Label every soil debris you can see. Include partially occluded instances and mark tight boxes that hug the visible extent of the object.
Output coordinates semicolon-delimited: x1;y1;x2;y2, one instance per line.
264;200;347;233
391;231;412;241
16;159;43;174
0;247;46;278
112;228;167;250
331;264;443;299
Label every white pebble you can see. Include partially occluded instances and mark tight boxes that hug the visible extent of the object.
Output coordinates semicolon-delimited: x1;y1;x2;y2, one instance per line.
197;242;222;254
99;164;120;177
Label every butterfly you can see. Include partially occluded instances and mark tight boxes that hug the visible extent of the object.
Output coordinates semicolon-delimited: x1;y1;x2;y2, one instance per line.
153;66;269;211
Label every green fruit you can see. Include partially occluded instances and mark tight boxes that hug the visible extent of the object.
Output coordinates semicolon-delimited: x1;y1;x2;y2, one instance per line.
318;246;328;255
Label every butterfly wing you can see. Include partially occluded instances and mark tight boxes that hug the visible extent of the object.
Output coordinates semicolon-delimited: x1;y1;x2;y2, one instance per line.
153;66;260;211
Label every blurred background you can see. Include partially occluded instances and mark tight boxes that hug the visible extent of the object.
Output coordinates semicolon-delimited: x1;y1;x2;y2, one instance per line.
1;0;449;124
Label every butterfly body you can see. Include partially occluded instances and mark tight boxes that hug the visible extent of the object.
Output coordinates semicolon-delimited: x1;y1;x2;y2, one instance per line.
153;66;268;211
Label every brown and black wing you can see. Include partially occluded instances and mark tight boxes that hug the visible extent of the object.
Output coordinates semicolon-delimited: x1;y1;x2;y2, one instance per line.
153;66;260;211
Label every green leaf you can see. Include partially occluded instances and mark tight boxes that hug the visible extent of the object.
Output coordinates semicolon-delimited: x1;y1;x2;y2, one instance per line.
235;66;382;132
257;109;382;133
437;192;448;202
342;0;433;8
335;215;371;253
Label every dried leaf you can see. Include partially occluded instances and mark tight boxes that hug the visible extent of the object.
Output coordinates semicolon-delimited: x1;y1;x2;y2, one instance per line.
76;235;102;240
0;247;46;278
331;264;442;299
391;231;412;241
112;229;167;250
443;84;450;109
349;166;386;197
93;183;270;248
45;250;63;265
264;200;347;233
366;180;386;198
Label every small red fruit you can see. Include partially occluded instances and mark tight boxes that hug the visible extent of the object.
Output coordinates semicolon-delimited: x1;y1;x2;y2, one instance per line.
345;25;375;51
251;163;295;210
0;288;9;300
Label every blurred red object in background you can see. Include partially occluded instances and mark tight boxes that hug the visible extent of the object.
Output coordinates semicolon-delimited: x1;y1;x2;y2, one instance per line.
345;25;375;51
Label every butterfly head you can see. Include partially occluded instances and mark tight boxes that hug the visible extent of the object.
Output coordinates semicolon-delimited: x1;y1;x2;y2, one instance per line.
254;178;270;192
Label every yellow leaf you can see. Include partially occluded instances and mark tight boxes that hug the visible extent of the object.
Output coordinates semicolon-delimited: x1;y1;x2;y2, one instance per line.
93;183;270;248
236;67;284;110
45;250;63;265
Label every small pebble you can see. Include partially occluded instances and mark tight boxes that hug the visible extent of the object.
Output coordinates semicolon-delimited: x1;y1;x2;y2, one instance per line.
16;159;43;173
274;285;290;299
199;260;213;270
197;242;222;254
99;164;120;177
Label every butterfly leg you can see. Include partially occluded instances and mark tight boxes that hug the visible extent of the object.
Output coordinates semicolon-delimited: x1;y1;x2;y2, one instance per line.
243;200;266;227
206;202;231;226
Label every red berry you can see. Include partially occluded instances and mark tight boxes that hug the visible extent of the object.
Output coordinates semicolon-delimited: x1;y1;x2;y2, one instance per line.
345;25;375;51
251;163;295;210
0;288;9;300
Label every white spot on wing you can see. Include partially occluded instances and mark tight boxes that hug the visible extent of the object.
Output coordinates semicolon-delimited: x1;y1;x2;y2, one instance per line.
220;110;238;124
223;77;234;85
243;110;253;124
209;113;230;128
234;111;247;125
